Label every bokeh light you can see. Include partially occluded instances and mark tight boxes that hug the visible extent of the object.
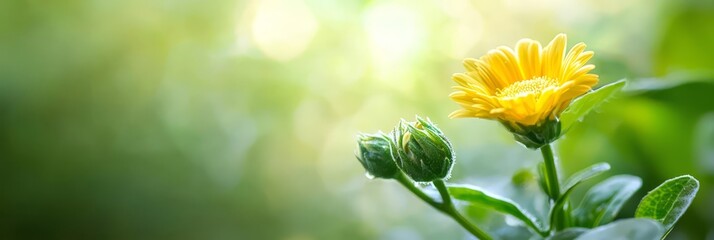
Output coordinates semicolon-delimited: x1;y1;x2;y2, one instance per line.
1;0;713;239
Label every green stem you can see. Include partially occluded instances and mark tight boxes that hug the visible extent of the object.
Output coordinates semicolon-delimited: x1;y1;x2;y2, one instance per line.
395;173;442;211
541;143;564;231
432;180;453;207
540;144;560;199
433;180;494;240
396;173;493;239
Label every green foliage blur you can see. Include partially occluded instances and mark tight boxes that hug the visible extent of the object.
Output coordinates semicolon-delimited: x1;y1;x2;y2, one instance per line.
1;0;713;239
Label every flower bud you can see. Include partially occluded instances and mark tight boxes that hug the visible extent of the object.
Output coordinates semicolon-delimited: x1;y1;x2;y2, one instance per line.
355;132;399;179
390;116;455;182
501;119;561;149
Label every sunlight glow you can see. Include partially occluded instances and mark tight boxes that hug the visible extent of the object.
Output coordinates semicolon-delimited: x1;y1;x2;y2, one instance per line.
250;0;318;61
363;3;425;65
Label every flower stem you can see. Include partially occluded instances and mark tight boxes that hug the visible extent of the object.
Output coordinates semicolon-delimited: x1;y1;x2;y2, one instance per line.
395;173;442;210
433;180;494;240
540;143;564;231
396;173;493;240
540;144;560;199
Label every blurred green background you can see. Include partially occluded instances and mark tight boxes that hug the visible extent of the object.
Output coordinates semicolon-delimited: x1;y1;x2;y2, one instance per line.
1;0;713;239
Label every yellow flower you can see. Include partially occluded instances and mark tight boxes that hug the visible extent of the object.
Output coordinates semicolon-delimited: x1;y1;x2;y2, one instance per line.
449;34;598;127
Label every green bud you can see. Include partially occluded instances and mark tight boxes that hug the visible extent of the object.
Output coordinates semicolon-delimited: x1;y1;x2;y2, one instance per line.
501;119;561;149
355;132;399;179
390;116;455;182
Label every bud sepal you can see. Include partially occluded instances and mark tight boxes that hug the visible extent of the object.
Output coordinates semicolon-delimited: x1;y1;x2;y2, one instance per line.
501;119;561;149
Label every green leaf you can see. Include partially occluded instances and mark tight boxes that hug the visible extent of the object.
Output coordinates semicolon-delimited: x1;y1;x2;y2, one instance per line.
635;175;699;236
489;225;534;240
562;162;611;193
448;184;547;236
537;162;553;199
549;163;610;229
547;228;588;240
574;175;642;228
550;187;574;231
575;219;665;240
560;79;626;134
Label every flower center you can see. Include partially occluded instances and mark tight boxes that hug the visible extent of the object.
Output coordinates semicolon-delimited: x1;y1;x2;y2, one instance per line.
496;77;557;99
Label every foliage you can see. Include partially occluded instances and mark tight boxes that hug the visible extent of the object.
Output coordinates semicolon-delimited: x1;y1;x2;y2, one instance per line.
635;175;700;238
560;80;626;135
